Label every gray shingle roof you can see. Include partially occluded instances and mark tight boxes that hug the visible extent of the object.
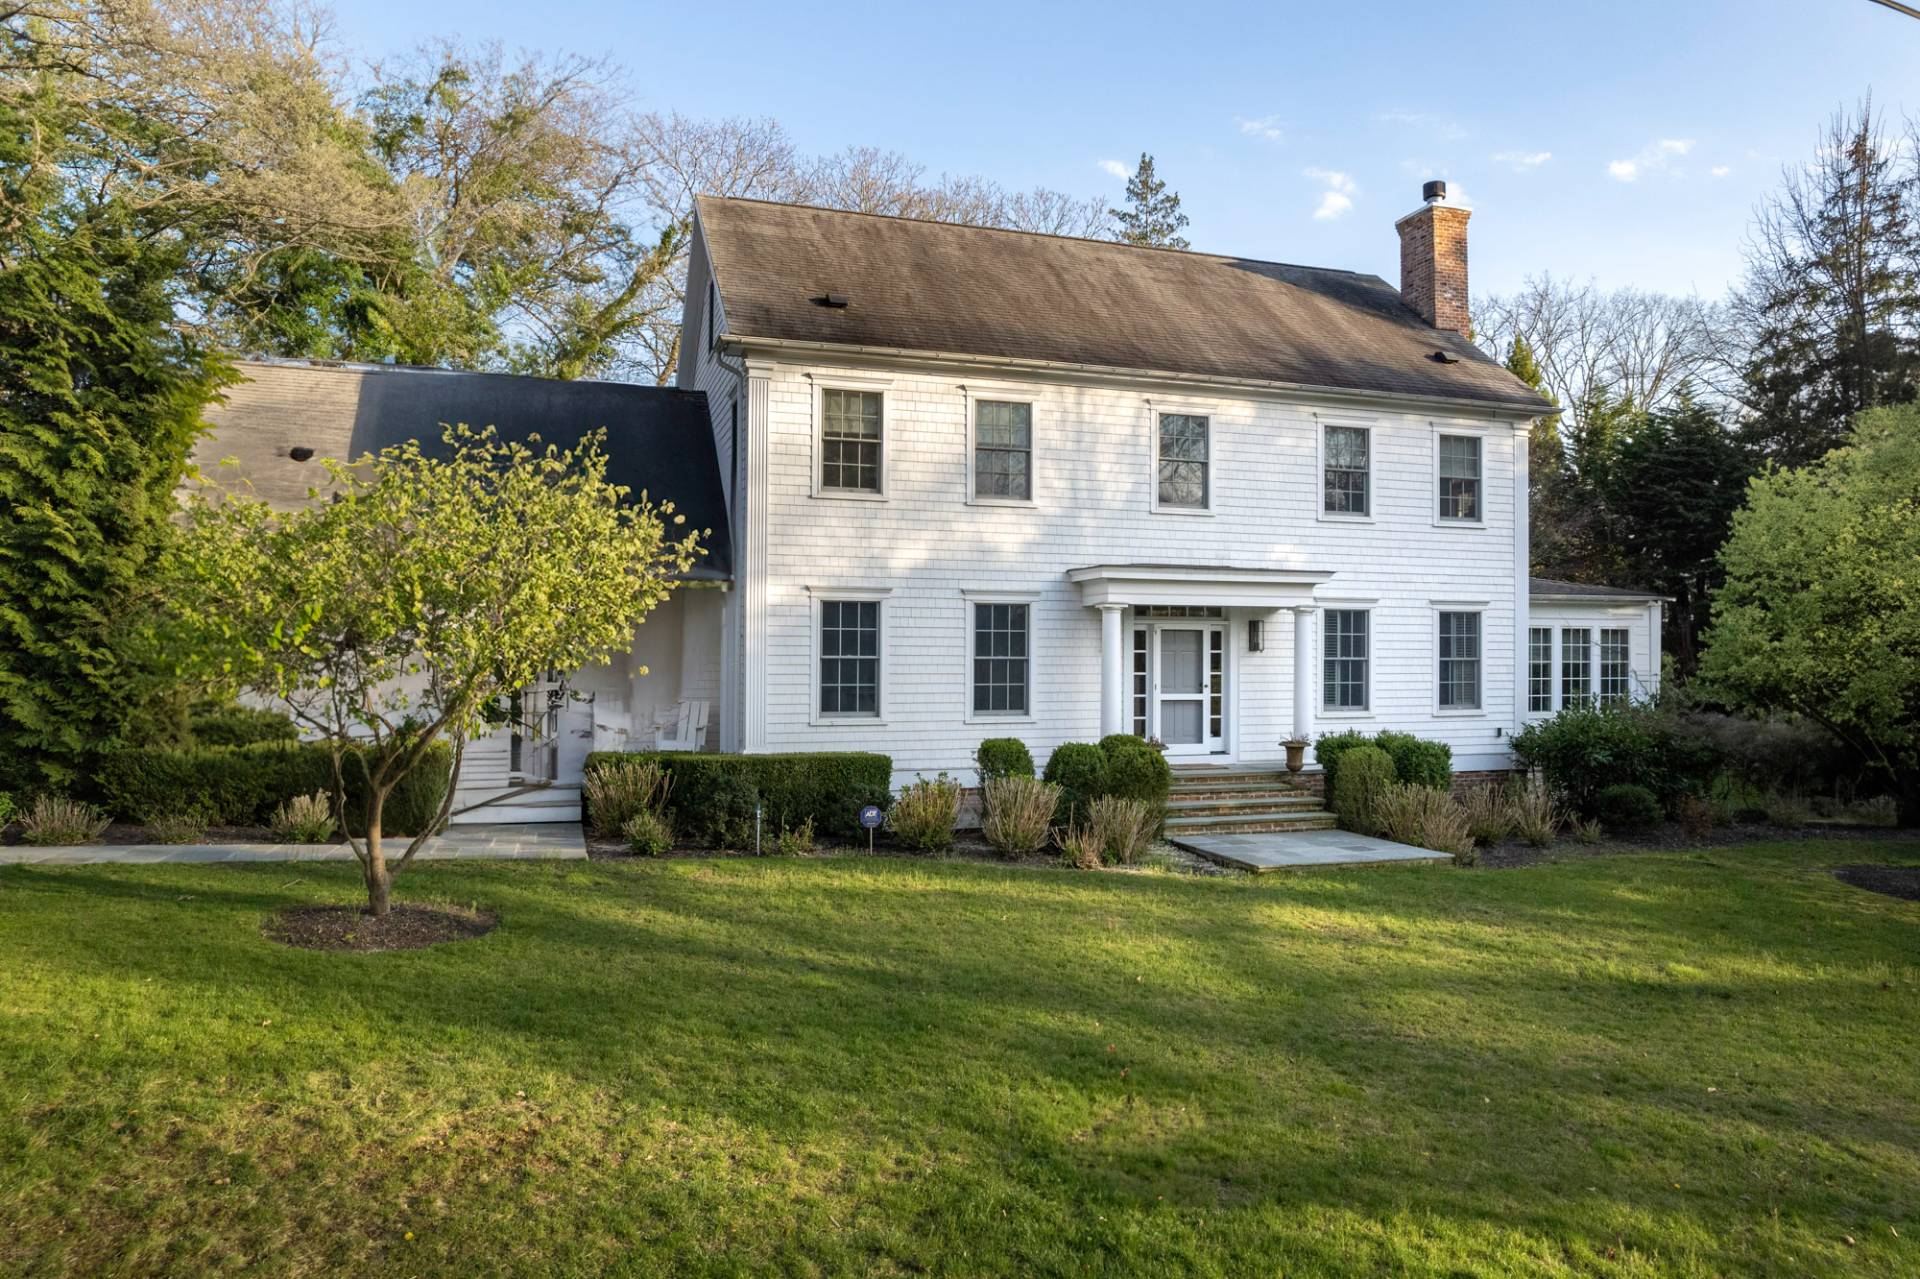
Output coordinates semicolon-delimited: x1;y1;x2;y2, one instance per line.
1529;577;1666;601
194;360;732;580
697;196;1552;413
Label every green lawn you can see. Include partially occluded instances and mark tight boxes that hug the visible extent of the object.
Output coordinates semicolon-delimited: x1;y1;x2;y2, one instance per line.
2;841;1917;1277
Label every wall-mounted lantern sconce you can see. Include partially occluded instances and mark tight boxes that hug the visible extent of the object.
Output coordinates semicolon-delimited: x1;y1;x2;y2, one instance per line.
1247;619;1265;653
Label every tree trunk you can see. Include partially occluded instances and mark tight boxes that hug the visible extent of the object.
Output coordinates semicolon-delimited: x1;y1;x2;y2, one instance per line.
364;790;390;917
1898;772;1920;832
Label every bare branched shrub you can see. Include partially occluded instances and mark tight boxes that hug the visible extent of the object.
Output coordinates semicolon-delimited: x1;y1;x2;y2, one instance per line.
1055;824;1103;870
1374;784;1475;862
1087;794;1157;866
585;758;670;835
887;775;962;852
980;776;1059;859
19;795;109;846
1458;783;1513;845
269;791;336;843
1508;776;1563;848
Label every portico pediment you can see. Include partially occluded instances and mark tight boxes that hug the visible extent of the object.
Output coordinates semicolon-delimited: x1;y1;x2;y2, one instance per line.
1066;563;1333;610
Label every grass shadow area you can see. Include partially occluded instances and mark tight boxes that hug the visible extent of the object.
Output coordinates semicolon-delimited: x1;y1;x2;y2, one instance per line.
1;839;1917;1276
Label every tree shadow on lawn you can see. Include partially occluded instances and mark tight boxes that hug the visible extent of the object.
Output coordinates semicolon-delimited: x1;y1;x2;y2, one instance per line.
5;849;1918;1274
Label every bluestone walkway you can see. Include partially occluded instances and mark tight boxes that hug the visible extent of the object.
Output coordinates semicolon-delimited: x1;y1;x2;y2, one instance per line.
0;822;586;865
1170;828;1447;872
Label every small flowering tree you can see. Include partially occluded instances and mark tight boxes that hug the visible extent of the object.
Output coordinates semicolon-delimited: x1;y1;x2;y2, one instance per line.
165;426;703;915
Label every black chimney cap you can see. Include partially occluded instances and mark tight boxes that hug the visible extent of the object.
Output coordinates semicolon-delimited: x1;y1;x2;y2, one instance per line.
1422;180;1447;204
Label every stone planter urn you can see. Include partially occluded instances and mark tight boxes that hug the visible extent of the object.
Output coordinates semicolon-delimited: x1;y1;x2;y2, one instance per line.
1282;738;1309;774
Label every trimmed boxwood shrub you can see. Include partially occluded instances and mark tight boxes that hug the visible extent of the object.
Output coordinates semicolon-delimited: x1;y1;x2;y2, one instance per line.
975;737;1034;783
1595;782;1662;830
1317;729;1452;793
94;740;452;835
583;751;891;841
1330;744;1395;835
1102;740;1171;825
1042;742;1109;828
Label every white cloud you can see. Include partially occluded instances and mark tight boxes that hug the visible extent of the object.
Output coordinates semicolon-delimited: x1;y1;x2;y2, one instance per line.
1305;167;1357;219
1710;164;1732;178
1097;158;1129;180
1608;138;1695;181
1493;150;1552;171
1379;110;1467;141
1236;115;1285;143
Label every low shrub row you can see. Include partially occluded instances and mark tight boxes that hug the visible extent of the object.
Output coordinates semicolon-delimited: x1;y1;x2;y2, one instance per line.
1510;703;1721;816
583;751;892;847
1316;729;1453;796
93;740;452;836
1041;735;1172;829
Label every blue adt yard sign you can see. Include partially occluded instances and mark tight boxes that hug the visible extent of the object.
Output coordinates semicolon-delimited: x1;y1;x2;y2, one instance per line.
858;803;883;853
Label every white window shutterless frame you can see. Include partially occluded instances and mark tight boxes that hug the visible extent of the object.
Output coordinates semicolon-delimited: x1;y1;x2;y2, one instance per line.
811;375;894;499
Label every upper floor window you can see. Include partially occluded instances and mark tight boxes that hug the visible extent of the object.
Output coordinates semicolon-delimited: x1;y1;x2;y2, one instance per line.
1323;609;1370;711
1600;628;1631;704
821;389;883;493
1437;611;1482;710
819;599;881;717
1437;434;1482;521
971;602;1030;715
974;400;1032;501
1561;627;1592;707
1156;413;1209;509
1528;626;1554;712
1323;425;1370;516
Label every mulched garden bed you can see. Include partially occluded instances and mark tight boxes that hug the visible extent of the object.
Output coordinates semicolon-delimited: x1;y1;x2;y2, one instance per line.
1476;821;1912;869
584;830;1226;874
264;903;498;952
1833;864;1920;902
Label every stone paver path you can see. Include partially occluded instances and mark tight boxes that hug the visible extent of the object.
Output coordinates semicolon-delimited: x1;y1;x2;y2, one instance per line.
1169;828;1446;872
0;822;586;866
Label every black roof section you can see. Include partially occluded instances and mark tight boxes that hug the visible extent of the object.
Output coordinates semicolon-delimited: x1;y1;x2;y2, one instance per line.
193;359;731;580
1529;577;1666;601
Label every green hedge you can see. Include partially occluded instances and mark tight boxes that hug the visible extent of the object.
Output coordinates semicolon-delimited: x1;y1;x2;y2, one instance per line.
1042;737;1172;830
1316;729;1453;795
1330;745;1395;835
1511;704;1722;816
186;703;300;748
583;751;892;842
94;740;452;836
974;738;1034;783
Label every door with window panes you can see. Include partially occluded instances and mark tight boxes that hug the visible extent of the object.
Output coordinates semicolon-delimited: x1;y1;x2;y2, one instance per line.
1130;608;1226;756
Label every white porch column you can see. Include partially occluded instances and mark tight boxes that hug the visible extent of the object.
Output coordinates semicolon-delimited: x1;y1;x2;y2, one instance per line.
1291;605;1315;743
1098;604;1126;736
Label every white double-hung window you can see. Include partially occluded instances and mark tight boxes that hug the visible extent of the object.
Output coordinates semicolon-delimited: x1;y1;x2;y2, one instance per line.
1436;433;1482;522
1155;413;1210;510
820;388;883;494
973;400;1033;502
1437;611;1482;710
1322;424;1371;516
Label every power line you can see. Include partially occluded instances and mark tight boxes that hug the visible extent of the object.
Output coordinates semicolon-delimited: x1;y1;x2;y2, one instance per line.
1867;0;1920;20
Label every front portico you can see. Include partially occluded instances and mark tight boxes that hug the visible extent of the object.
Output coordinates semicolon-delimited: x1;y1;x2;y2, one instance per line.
1068;564;1333;760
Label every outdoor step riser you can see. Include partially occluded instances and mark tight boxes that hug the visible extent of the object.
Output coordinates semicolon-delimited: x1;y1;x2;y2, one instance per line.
1169;801;1327;818
1165;810;1335;827
1171;786;1314;799
1166;819;1339;835
1169;789;1320;803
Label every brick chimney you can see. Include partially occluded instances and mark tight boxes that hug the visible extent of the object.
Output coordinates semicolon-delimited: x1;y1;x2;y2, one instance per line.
1395;180;1471;334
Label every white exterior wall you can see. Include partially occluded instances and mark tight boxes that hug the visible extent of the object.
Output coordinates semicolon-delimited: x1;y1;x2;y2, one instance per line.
1523;599;1664;720
740;355;1527;784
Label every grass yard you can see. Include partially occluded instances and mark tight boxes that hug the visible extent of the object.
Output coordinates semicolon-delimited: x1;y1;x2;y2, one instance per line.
2;841;1917;1277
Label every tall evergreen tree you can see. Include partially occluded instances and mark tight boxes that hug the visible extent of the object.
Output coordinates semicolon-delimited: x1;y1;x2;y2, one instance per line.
0;66;226;788
1739;101;1920;466
1110;153;1190;249
1608;398;1754;673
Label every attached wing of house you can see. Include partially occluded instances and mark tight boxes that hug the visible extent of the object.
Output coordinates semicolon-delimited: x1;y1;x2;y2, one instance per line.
192;359;733;823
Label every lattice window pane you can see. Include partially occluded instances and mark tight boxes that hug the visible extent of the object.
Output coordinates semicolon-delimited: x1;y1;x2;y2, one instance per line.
1209;629;1224;737
1157;414;1209;507
974;400;1033;500
1438;611;1481;709
1323;425;1370;515
1599;628;1631;705
1437;434;1481;521
822;389;883;492
1528;626;1554;712
971;602;1029;714
819;600;880;715
1561;627;1592;708
1130;627;1149;737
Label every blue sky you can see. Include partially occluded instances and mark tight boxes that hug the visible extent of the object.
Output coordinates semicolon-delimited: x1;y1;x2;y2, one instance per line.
326;0;1919;300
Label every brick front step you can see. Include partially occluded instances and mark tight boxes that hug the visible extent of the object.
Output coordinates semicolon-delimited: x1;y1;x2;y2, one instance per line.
1168;794;1327;818
1168;782;1316;801
1163;810;1339;835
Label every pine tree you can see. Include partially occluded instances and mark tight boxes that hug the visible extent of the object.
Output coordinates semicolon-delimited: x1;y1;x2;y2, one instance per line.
0;74;226;789
1739;101;1920;466
1110;153;1191;249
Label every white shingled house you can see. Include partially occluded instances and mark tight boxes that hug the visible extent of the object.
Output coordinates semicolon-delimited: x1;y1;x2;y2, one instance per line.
199;182;1663;824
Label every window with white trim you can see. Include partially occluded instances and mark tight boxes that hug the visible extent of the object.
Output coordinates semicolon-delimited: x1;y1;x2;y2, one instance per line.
1437;434;1482;521
1323;425;1370;515
1157;413;1209;508
971;602;1030;715
821;389;883;492
1528;626;1554;712
1437;611;1482;709
1323;610;1369;710
1600;628;1631;705
1561;627;1591;707
818;600;880;716
973;400;1032;501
